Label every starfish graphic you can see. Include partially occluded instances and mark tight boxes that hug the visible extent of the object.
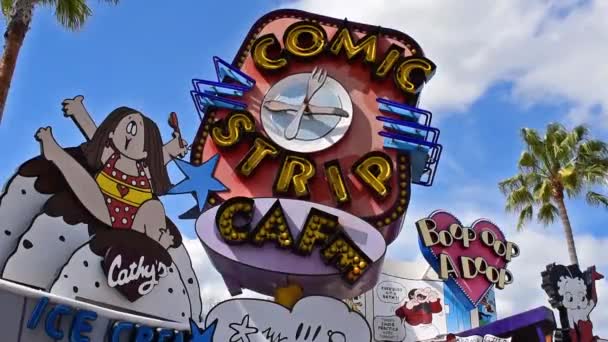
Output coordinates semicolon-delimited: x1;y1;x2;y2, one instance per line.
228;315;258;342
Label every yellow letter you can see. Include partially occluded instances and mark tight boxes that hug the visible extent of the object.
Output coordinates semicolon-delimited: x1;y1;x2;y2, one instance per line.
214;197;254;244
460;256;478;279
415;218;441;247
321;233;371;284
237;136;279;177
438;253;459;280
373;44;404;79
505;241;519;262
284;22;327;58
394;56;436;94
294;208;340;255
274;155;316;199
485;266;500;284
324;160;351;205
250;200;294;249
480;230;496;248
353;152;393;199
251;34;288;71
328;27;377;63
211;111;255;148
496;268;513;289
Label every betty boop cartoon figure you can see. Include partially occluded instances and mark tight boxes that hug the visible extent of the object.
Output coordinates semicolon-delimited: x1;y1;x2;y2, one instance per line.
35;95;187;249
542;263;604;342
395;287;443;340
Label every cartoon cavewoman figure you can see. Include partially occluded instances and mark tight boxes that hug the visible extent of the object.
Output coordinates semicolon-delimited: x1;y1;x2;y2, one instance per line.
35;95;187;249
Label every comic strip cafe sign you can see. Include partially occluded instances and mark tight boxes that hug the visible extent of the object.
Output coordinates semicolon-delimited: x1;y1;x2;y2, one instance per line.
190;8;437;244
416;210;519;309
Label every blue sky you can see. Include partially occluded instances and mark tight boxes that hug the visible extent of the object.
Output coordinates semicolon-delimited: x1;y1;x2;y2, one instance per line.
1;0;607;333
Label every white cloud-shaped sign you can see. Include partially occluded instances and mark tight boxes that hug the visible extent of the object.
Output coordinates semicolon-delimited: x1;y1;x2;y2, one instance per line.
205;296;371;342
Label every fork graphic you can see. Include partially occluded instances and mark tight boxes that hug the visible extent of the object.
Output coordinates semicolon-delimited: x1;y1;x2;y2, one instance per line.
284;67;328;140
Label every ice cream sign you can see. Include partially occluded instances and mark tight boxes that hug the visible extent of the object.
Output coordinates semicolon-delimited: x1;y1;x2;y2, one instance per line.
416;211;519;310
176;8;443;301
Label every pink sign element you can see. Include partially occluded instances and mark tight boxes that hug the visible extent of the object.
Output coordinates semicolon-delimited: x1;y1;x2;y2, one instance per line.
416;210;518;309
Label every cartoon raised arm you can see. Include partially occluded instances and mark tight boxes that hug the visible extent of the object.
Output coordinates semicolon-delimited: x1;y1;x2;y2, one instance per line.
584;267;603;316
62;95;97;140
62;95;188;164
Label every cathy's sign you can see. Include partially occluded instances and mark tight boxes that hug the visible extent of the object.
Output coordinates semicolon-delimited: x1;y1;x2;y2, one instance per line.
416;211;519;310
186;8;442;243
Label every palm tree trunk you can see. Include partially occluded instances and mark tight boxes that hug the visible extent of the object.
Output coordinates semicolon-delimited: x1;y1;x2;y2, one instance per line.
0;0;35;125
554;193;580;265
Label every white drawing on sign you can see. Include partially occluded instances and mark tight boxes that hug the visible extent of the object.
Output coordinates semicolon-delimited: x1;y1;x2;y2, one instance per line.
262;327;288;342
107;254;169;295
205;296;371;342
295;323;323;341
229;315;259;342
328;330;346;342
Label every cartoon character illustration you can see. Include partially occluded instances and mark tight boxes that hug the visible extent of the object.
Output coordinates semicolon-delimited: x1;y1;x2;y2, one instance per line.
0;95;203;321
395;287;442;340
542;263;604;342
35;95;188;249
478;295;496;323
395;287;443;326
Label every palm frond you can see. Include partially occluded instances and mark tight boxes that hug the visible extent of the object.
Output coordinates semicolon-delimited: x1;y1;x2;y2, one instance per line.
579;140;608;162
578;163;608;185
498;175;523;196
516;205;534;231
518;151;539;170
537;202;559;225
53;0;92;30
559;164;578;188
521;128;545;156
505;186;534;212
533;178;552;203
545;124;566;172
572;125;589;143
586;191;608;208
1;0;13;17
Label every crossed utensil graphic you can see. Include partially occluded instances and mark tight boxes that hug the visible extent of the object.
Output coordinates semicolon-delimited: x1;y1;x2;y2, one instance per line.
263;67;350;140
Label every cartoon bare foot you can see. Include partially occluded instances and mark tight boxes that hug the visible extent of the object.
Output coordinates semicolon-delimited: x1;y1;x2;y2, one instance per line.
35;127;62;162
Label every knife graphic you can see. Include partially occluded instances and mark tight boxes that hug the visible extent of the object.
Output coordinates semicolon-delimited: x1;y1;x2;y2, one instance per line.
264;100;349;118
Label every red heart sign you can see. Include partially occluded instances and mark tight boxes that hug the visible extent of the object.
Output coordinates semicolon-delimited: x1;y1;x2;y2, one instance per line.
416;210;517;308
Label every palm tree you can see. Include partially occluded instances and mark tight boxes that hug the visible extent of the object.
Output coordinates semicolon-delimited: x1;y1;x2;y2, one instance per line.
0;0;119;124
498;123;608;265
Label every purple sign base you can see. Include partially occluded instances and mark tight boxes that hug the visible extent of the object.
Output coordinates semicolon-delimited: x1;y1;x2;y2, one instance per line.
456;306;556;342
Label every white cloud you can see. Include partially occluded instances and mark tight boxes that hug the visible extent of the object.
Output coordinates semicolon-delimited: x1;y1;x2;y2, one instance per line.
280;0;608;126
182;238;269;314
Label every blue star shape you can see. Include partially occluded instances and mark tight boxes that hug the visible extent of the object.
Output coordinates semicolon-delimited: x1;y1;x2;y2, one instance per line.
168;154;227;211
189;319;217;342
